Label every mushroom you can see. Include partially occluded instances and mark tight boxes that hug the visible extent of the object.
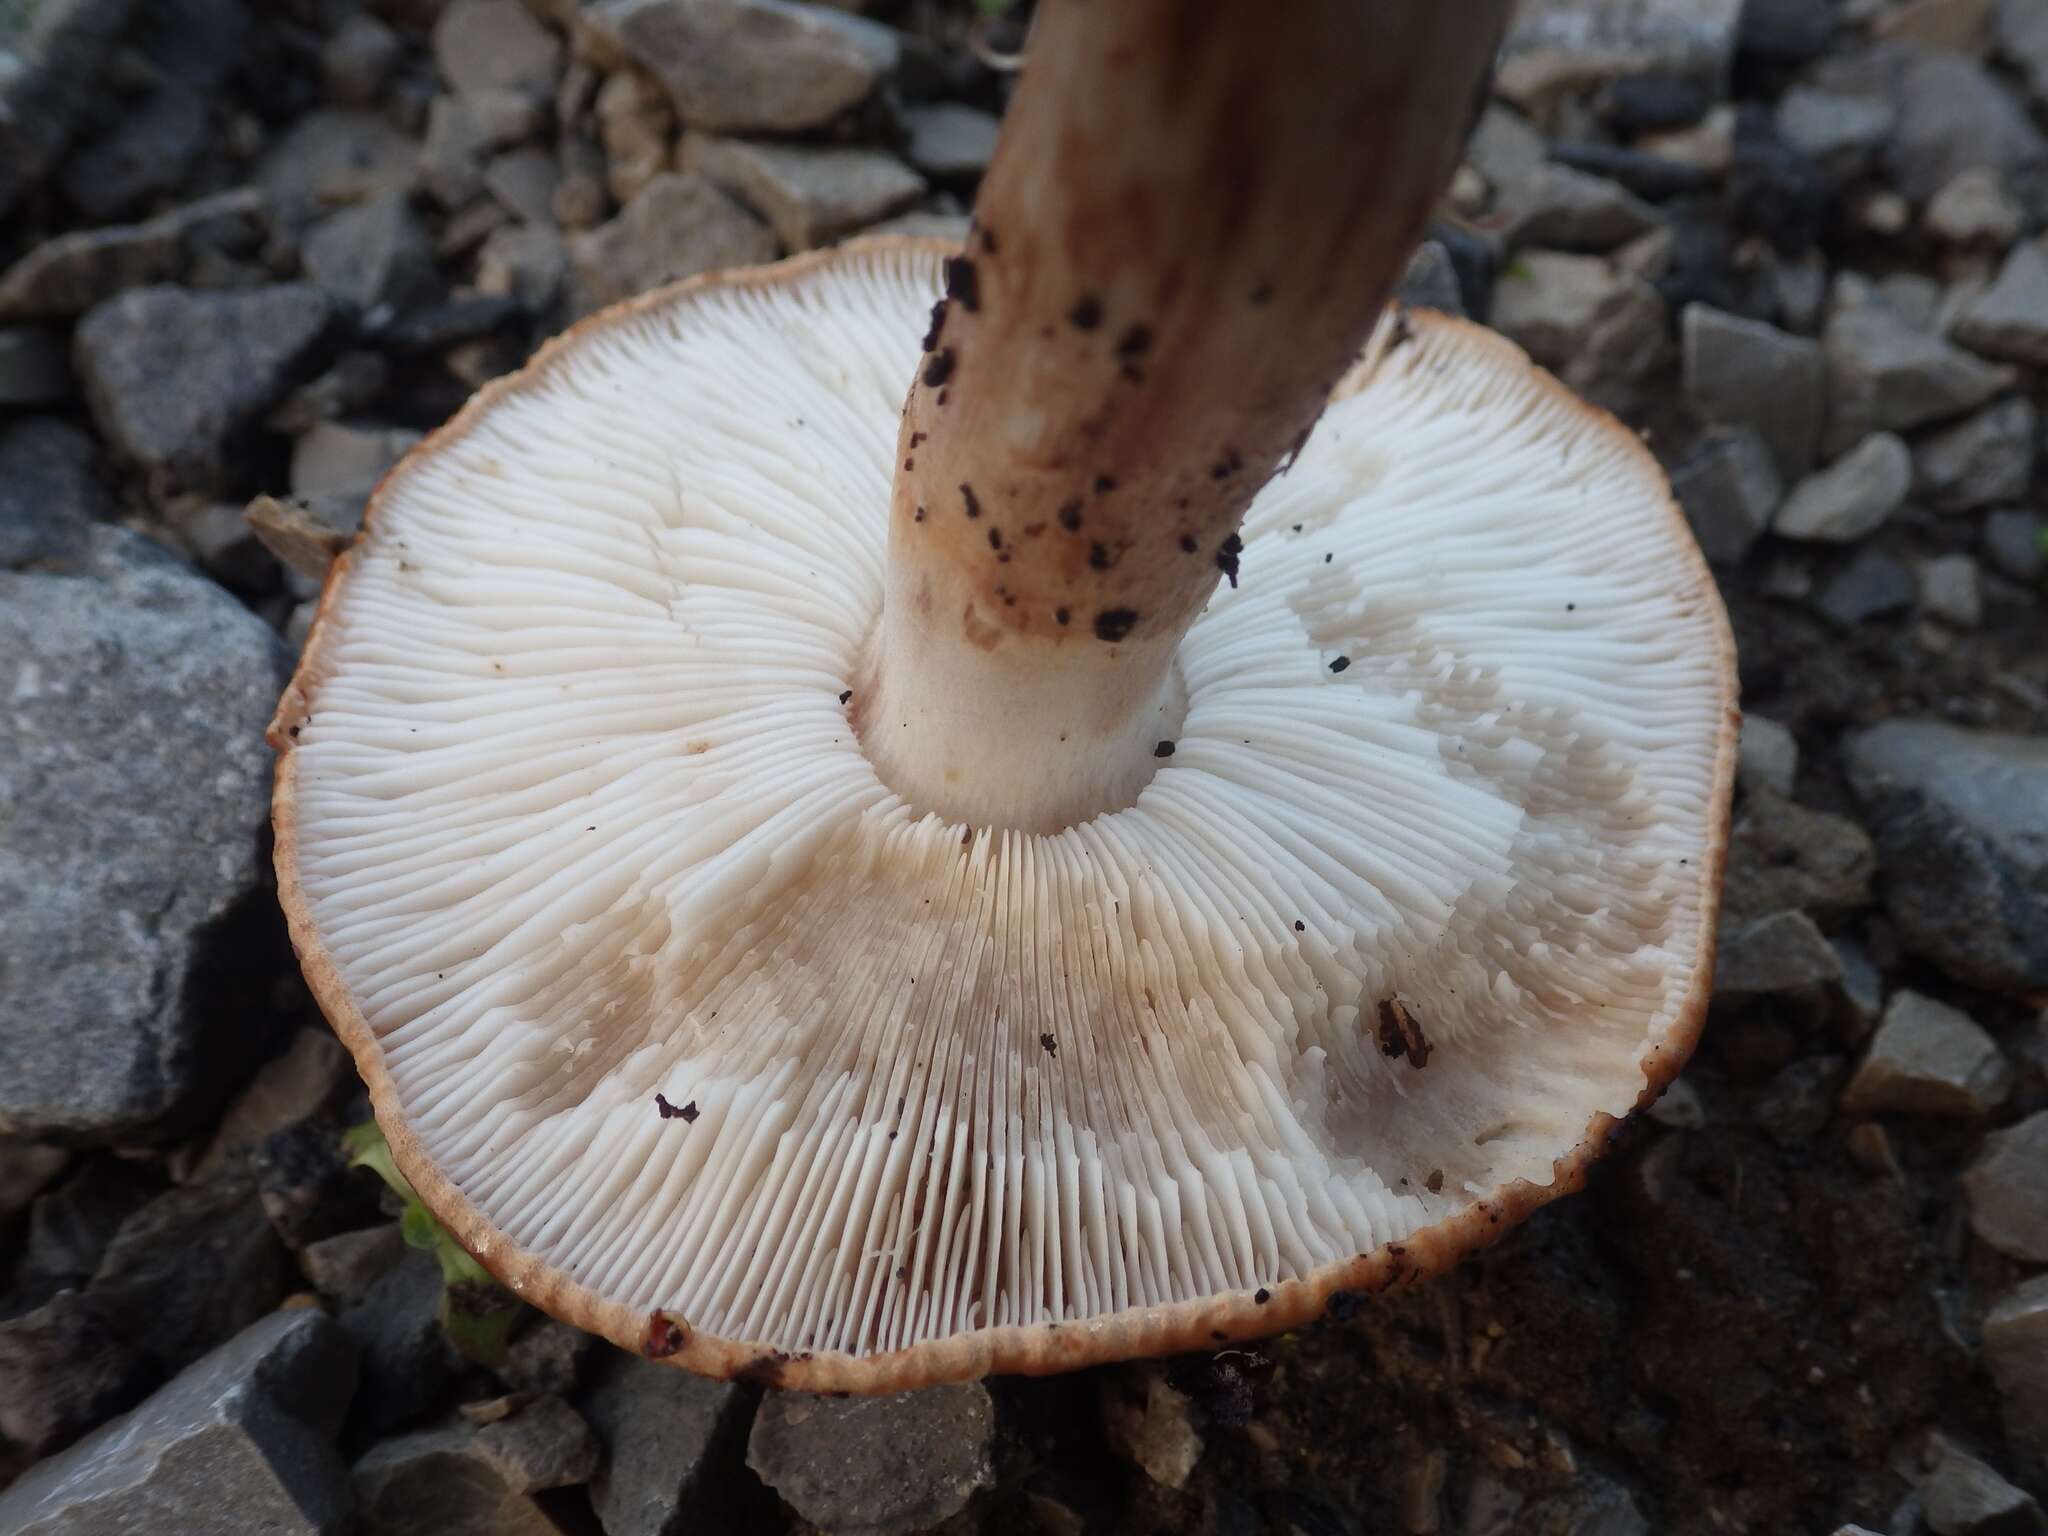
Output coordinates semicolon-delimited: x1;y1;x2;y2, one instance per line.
272;0;1736;1392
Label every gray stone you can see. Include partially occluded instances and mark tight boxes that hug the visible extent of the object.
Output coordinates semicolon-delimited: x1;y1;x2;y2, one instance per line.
1982;1276;2048;1481
1886;47;2047;204
484;147;560;225
1845;721;2048;992
1683;305;1827;479
1952;240;2048;366
1467;105;1548;192
421;91;542;209
57;74;211;223
300;1224;407;1306
1921;1442;2042;1535
1489;250;1667;417
900;102;999;180
1843;990;2012;1116
1671;426;1783;565
1495;0;1743;111
1774;433;1912;543
1737;715;1798;798
1998;0;2048;104
303;193;440;317
0;326;71;405
477;224;568;311
1714;910;1844;1002
1396;241;1465;317
594;66;676;206
567;171;775;317
497;1318;597;1397
341;1250;457;1436
1823;302;2012;455
580;1348;750;1535
0;1138;69;1224
748;1383;995;1536
0;188;269;320
1983;510;2044;583
323;12;403;106
1914;398;2037;513
1925;167;2024;247
433;0;561;103
1917;553;1984;628
0;524;288;1141
1722;792;1877;928
588;0;900;134
0;0;140;217
193;1029;351;1177
0;1308;358;1536
1814;548;1917;627
75;283;338;497
0;418;106;569
1832;939;1885;1038
1776;88;1895;172
255;110;420;232
1102;1366;1203;1490
1965;1112;2048;1263
683;136;924;250
292;421;423;497
1495;164;1662;254
353;1395;598;1534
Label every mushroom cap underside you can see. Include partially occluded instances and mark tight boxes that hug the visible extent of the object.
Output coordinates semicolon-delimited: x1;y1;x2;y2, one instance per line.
272;239;1737;1392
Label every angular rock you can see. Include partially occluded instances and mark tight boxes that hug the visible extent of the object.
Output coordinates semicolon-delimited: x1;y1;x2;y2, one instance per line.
300;1224;407;1307
1982;1276;2048;1481
1774;433;1912;543
901;102;999;181
1845;721;2048;992
75;283;338;496
1730;107;1831;256
0;524;288;1141
1813;548;1916;627
0;1139;69;1224
194;1030;351;1178
1998;0;2048;104
497;1318;597;1397
245;493;362;583
1714;909;1845;1002
1494;164;1662;254
1102;1366;1204;1490
0;418;107;569
341;1250;457;1437
1983;510;2044;583
1914;398;2036;514
484;147;559;225
1671;425;1783;565
683;136;923;250
303;193;440;317
1823;302;2012;455
1964;1112;2048;1263
433;0;561;103
1682;304;1826;478
421;91;542;209
589;0;900;134
1843;991;2012;1116
567;171;775;317
255;110;420;233
1951;240;2048;367
1917;554;1984;629
22;1157;162;1291
477;223;568;311
748;1383;995;1536
1775;88;1895;173
1921;1441;2043;1536
0;1308;357;1536
580;1348;750;1534
1467;105;1547;192
0;0;140;218
292;421;423;497
323;12;403;107
1489;250;1667;416
1548;141;1715;201
1925;167;2023;247
1737;715;1798;799
0;187;268;321
1886;47;2046;204
353;1395;598;1535
0;1289;156;1459
1397;241;1465;317
1496;0;1743;110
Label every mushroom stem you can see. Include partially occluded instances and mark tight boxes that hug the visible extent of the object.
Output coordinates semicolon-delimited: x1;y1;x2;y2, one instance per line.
863;0;1507;832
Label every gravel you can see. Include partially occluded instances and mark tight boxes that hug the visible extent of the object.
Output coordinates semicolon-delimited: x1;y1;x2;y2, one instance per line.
579;1348;752;1534
1774;432;1912;542
1682;303;1827;478
747;1383;995;1536
1841;991;2012;1117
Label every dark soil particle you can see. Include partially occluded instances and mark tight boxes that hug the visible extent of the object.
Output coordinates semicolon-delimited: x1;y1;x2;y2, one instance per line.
1254;1288;1272;1305
1040;1033;1057;1056
1114;324;1152;358
987;527;1002;551
1215;533;1243;588
1057;500;1083;532
1329;655;1350;673
1088;542;1115;571
921;298;949;352
921;348;956;388
1093;608;1138;643
643;1311;687;1357
1153;740;1175;758
1055;608;1071;626
1374;999;1431;1068
1093;473;1117;494
654;1094;700;1122
960;483;980;519
1068;295;1103;330
1294;920;1305;932
837;690;852;705
943;255;980;312
1179;535;1198;554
